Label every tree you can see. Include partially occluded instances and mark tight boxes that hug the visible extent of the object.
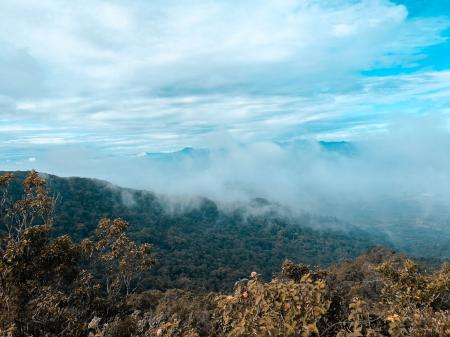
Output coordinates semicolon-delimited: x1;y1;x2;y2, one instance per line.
81;217;154;299
0;172;154;337
1;171;449;337
0;171;82;336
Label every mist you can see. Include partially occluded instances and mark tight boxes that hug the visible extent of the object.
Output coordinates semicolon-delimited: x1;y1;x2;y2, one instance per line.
4;117;449;223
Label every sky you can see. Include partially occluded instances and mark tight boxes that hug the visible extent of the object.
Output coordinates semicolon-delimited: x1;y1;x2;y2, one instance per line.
1;0;450;237
0;0;449;186
1;0;449;162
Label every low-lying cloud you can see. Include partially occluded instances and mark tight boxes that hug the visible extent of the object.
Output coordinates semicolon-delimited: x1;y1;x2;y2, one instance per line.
6;118;449;226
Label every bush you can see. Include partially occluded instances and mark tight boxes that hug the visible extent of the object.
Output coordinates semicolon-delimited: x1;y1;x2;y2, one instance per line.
1;172;449;337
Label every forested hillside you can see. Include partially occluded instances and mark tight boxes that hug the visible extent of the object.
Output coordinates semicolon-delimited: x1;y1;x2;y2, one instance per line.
2;171;391;291
1;171;449;337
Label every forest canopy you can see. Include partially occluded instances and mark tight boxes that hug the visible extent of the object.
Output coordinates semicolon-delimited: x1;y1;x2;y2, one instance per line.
0;171;449;337
0;170;401;292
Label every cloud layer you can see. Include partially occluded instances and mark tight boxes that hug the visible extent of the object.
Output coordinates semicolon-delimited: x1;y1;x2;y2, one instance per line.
1;0;450;159
1;0;450;257
3;0;446;94
6;117;450;255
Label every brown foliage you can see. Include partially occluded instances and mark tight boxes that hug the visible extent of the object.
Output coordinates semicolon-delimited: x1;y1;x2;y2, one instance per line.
375;260;450;337
1;171;449;337
214;271;330;336
0;172;154;337
81;217;154;299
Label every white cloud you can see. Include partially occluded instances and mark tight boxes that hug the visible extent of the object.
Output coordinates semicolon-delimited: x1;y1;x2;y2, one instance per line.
0;0;448;95
6;117;450;234
0;0;449;158
1;1;449;256
2;69;448;154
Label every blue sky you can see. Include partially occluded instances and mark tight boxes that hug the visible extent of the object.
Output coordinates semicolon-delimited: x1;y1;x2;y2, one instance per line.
1;0;450;166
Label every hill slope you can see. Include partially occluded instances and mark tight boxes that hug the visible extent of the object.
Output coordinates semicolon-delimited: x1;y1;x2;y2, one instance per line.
3;171;393;291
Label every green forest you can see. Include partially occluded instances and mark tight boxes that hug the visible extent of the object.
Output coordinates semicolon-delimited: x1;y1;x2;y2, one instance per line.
0;171;449;336
1;171;395;292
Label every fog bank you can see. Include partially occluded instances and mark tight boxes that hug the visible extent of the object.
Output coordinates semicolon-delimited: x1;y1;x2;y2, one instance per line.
4;118;449;225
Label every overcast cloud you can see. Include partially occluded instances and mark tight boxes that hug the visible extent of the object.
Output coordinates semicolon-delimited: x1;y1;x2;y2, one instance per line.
1;0;450;159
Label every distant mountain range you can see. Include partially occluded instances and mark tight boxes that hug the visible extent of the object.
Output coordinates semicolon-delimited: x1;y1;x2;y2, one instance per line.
140;141;358;161
318;141;359;155
143;146;211;161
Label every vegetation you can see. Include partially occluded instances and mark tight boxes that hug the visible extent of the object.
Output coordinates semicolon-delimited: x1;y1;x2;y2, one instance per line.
1;171;449;336
1;171;392;292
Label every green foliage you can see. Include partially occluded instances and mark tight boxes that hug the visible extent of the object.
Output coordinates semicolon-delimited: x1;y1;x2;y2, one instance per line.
1;171;449;337
1;171;392;292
